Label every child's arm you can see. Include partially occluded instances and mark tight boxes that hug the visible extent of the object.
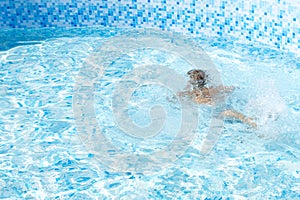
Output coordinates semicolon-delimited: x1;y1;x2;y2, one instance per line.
221;109;257;128
177;84;192;97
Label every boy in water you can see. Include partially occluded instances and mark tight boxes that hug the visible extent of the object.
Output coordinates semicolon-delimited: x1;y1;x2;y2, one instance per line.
179;69;257;128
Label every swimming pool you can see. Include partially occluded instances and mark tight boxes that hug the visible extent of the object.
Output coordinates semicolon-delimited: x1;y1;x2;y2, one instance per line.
0;26;299;199
1;0;300;199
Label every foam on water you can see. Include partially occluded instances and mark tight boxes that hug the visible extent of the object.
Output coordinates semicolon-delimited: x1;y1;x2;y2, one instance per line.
245;80;288;138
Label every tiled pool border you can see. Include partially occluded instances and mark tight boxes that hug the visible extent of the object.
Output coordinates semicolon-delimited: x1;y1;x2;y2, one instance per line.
0;0;299;53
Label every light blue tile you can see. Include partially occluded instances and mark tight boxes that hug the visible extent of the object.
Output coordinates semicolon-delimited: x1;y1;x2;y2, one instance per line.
0;0;299;52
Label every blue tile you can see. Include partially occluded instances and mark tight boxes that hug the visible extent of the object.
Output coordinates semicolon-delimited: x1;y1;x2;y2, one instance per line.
0;0;298;52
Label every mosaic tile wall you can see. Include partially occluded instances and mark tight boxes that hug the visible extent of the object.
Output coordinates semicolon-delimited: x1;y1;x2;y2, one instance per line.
0;0;299;53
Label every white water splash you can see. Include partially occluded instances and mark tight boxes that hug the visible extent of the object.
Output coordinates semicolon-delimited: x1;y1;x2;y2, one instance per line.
246;79;289;139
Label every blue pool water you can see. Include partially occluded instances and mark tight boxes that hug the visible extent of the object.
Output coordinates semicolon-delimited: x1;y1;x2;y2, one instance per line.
0;27;300;199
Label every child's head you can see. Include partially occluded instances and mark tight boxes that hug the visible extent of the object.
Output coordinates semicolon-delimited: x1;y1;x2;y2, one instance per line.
187;69;207;88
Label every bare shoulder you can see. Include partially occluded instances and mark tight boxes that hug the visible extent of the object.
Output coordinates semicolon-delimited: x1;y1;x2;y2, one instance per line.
193;95;213;105
207;86;235;95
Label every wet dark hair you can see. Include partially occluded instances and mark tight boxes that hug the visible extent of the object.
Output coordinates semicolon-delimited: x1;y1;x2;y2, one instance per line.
187;69;207;89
